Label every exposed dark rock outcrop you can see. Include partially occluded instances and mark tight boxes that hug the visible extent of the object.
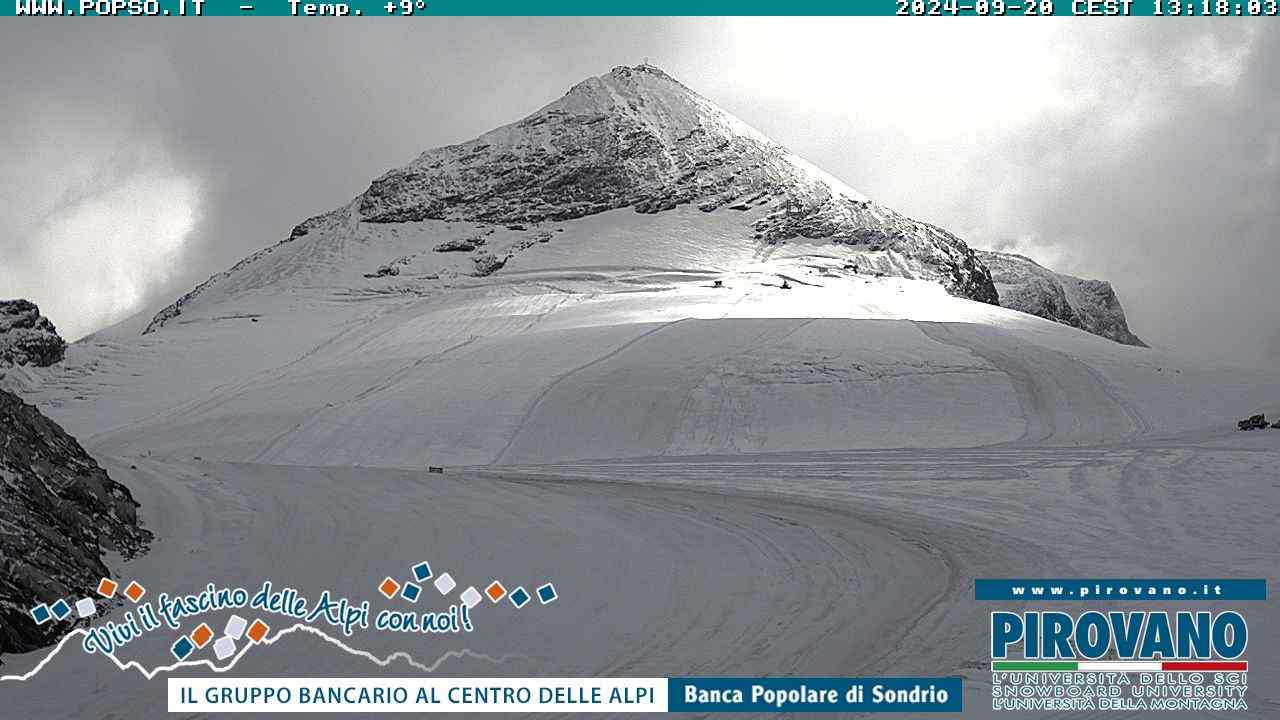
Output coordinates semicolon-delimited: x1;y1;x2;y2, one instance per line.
0;389;152;655
434;237;485;253
0;300;66;368
472;252;506;277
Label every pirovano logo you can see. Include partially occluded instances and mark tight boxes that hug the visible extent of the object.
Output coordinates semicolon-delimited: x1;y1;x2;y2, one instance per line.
978;579;1262;713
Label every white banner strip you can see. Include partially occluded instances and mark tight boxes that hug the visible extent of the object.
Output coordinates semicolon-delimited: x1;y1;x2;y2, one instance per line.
168;677;668;713
1076;662;1162;671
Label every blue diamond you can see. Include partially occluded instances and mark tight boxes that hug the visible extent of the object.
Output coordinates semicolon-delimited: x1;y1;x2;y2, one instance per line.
412;562;432;582
537;583;557;604
510;587;530;608
402;582;421;603
171;637;195;660
50;599;71;620
30;604;51;625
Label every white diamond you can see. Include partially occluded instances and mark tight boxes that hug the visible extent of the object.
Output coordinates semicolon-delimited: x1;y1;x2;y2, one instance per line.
459;587;482;609
75;598;96;618
224;614;248;640
433;572;456;595
214;636;236;661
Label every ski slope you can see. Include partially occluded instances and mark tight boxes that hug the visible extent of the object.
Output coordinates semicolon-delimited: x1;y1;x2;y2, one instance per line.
5;214;1275;719
14;207;1279;468
2;437;1277;718
0;454;947;718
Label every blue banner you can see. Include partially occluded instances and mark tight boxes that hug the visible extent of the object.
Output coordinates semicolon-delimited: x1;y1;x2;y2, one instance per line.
975;578;1267;601
668;677;962;713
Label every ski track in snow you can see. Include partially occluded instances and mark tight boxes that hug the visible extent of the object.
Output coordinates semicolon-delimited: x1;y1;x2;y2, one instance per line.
491;318;687;464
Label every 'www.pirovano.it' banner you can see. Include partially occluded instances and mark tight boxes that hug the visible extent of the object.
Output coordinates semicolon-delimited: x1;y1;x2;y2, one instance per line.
975;578;1267;601
170;677;964;713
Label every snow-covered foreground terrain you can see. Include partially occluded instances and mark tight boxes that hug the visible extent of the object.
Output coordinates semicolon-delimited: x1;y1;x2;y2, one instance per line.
0;453;944;718
1;434;1276;719
4;211;1277;718
498;431;1280;719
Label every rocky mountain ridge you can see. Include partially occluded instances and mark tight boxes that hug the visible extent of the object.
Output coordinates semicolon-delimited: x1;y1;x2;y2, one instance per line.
358;65;998;302
0;299;152;655
0;388;152;655
0;300;66;368
980;251;1146;347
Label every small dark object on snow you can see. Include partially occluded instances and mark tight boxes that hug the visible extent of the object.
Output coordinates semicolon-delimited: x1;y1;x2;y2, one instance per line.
130;464;137;470
363;264;401;278
780;279;791;290
251;317;259;323
1237;414;1268;431
713;280;723;288
428;466;444;474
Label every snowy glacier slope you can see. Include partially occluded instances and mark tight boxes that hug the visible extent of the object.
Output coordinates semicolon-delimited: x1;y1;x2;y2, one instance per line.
20;203;1278;467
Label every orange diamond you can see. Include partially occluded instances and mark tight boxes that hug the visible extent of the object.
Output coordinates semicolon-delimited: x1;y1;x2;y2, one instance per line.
190;622;214;648
378;577;400;599
485;581;507;602
124;581;146;602
97;578;118;598
247;619;269;643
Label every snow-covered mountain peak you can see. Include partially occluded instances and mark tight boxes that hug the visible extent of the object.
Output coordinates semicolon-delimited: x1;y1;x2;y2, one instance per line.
360;62;857;225
352;64;996;302
142;65;1006;336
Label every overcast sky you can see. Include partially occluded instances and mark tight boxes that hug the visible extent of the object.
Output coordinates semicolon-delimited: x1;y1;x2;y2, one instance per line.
1;20;1275;364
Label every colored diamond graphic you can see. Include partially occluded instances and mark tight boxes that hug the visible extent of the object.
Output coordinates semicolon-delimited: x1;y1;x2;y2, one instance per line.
247;619;270;643
402;582;422;603
225;614;248;640
191;622;214;649
30;604;51;625
213;636;237;661
537;583;557;604
50;599;71;620
97;578;118;599
433;572;456;595
378;577;400;599
124;581;146;602
171;636;194;661
485;581;507;602
509;587;531;608
412;562;432;582
460;587;482;609
75;598;97;618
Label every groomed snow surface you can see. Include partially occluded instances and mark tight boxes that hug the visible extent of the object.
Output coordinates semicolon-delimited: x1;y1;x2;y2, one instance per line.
3;206;1279;718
